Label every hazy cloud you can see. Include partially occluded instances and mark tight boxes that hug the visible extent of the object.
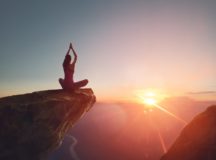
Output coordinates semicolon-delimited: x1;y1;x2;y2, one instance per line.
187;91;216;95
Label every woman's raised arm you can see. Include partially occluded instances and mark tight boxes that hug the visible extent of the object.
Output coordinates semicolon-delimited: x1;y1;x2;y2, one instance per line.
66;43;71;55
71;43;77;64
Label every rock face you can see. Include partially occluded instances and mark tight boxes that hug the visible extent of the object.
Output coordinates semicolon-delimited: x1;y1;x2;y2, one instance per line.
161;105;216;160
0;89;96;160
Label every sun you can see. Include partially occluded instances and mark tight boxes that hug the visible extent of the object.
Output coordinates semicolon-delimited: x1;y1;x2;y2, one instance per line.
135;90;160;106
142;91;158;106
144;97;157;105
134;89;170;108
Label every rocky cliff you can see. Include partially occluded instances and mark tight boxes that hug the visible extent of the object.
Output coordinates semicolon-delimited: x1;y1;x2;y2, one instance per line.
0;89;96;160
161;105;216;160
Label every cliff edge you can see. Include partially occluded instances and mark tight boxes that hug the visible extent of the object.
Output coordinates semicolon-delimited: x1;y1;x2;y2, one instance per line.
161;105;216;160
0;89;96;160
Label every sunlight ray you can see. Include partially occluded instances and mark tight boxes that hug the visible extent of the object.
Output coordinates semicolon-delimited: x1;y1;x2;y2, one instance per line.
157;129;167;153
149;115;167;154
154;104;187;125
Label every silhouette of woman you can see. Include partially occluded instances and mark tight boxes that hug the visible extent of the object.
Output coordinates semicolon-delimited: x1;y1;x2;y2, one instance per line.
59;43;88;90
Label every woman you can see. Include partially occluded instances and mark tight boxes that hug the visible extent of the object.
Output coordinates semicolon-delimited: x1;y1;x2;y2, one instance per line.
59;43;88;90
